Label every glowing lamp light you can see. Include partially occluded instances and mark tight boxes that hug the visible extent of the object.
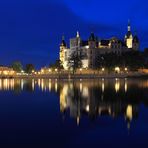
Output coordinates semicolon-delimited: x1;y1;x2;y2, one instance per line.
102;68;105;72
80;68;82;71
41;69;44;73
49;69;51;72
55;69;58;72
115;67;120;72
3;71;8;75
125;67;128;71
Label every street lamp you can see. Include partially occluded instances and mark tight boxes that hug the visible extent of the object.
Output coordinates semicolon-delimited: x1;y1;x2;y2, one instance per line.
115;67;120;73
125;67;128;71
102;68;105;72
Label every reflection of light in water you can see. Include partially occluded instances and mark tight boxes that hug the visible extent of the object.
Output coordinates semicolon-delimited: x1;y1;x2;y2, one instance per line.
21;79;23;90
70;84;73;89
126;105;133;121
77;116;80;126
80;83;82;92
115;79;120;93
38;79;41;88
41;79;44;91
55;81;58;92
60;84;68;112
126;105;133;130
10;79;14;90
125;80;128;92
0;79;15;90
0;79;2;90
82;87;88;97
98;107;111;115
102;81;105;92
4;79;8;90
86;105;89;112
48;79;51;92
32;79;35;91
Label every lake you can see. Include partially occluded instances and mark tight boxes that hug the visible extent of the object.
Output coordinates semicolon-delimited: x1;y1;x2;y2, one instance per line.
0;78;148;147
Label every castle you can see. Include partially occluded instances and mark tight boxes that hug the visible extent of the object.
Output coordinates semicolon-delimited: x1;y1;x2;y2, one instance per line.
60;21;139;70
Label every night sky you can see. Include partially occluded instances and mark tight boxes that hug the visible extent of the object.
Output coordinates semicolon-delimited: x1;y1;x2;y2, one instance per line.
0;0;148;68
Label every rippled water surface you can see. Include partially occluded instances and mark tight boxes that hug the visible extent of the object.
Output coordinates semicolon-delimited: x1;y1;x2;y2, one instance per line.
0;78;148;147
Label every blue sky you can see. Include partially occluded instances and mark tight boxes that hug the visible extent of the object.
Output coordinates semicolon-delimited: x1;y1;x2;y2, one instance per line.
0;0;147;68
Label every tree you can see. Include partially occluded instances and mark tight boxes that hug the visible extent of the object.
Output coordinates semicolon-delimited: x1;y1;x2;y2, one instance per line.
97;51;145;71
11;61;23;72
25;64;35;74
49;60;63;70
68;51;83;74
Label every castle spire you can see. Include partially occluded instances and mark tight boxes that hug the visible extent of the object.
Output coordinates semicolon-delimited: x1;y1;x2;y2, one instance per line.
76;31;80;38
128;19;131;32
61;35;66;47
62;35;65;41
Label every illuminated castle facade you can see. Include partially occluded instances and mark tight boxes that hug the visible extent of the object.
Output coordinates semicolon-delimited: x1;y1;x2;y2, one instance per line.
60;22;139;70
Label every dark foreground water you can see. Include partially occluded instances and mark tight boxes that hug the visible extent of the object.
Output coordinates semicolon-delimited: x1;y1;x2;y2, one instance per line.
0;78;148;147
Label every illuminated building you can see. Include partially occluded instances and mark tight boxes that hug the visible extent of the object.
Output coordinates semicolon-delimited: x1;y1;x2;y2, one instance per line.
0;67;15;76
60;21;139;69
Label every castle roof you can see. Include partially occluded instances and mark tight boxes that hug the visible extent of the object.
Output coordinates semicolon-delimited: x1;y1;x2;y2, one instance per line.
60;36;66;47
133;35;139;43
89;32;96;41
100;40;110;46
126;31;132;38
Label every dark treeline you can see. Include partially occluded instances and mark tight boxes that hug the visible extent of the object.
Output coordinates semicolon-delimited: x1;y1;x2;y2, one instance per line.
98;50;147;71
11;61;35;74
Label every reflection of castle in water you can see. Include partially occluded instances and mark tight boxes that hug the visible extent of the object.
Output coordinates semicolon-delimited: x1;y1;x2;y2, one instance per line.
0;78;148;129
59;79;148;129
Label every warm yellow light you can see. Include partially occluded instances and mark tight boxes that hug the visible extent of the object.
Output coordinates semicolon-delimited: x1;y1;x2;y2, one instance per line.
3;71;8;75
115;67;120;72
49;69;51;72
102;68;105;72
126;105;133;121
32;70;35;73
80;68;82;71
55;69;58;72
86;105;89;112
41;69;44;73
125;67;128;71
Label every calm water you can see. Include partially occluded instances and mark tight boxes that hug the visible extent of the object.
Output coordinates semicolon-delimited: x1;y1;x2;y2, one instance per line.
0;78;148;147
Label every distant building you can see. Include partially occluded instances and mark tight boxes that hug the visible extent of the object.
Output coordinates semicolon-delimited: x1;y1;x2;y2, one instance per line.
0;67;15;76
60;21;139;70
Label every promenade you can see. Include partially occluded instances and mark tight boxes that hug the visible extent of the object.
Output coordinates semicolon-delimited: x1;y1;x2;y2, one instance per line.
0;72;146;79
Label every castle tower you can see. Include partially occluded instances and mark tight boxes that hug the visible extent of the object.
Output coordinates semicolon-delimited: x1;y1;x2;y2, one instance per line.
88;32;97;69
133;32;139;50
60;36;69;70
60;35;66;63
125;20;133;49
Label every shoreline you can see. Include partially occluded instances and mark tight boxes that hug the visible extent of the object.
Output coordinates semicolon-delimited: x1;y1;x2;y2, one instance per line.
0;73;148;79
